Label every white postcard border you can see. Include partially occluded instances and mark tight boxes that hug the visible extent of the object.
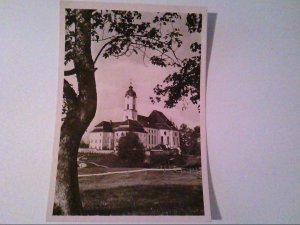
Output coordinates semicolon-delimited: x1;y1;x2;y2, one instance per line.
47;1;211;223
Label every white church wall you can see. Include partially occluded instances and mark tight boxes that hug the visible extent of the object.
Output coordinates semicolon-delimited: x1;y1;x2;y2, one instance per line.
158;129;172;147
89;132;98;149
169;130;180;148
144;127;157;149
102;132;113;150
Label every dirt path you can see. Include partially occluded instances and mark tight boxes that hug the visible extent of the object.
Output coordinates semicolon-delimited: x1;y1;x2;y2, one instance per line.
78;168;182;177
78;157;109;168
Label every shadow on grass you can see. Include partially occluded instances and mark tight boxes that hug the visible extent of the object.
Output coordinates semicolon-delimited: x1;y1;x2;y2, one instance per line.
81;184;204;215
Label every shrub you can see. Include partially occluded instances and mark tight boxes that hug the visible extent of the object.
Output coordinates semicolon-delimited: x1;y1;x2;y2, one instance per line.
117;132;145;165
79;140;89;148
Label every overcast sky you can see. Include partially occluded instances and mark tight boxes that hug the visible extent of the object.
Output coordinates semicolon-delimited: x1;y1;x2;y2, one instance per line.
65;10;202;140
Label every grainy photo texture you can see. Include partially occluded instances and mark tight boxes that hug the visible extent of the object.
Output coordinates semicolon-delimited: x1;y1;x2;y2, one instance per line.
48;1;210;223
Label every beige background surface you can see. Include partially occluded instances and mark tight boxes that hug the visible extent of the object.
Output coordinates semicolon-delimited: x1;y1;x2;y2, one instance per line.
0;0;300;224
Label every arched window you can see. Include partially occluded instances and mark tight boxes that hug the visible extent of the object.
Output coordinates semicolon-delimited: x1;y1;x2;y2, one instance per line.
127;104;129;109
161;136;163;144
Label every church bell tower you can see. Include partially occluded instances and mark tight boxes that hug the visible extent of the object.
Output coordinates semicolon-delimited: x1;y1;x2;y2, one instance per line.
123;83;137;121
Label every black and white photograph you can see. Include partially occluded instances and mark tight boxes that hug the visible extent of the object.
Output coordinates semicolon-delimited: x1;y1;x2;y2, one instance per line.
47;1;210;223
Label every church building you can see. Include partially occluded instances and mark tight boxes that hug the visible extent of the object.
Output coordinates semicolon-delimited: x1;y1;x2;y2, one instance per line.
89;84;180;151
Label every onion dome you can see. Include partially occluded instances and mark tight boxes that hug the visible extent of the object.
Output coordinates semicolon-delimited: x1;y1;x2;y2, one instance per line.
125;85;137;97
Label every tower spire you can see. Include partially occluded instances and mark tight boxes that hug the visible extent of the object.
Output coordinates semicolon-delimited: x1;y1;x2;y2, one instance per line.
123;80;137;121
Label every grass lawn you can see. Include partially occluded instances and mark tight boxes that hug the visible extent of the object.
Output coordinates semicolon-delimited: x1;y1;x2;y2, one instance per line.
79;170;203;215
78;153;142;168
81;185;203;215
78;152;196;168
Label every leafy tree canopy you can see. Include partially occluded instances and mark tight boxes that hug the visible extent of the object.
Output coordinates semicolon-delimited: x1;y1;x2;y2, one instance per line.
63;9;202;113
64;9;183;69
179;124;201;155
151;13;202;111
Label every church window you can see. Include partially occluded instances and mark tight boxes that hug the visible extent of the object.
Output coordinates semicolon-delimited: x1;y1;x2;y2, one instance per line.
161;136;163;144
133;104;135;110
127;104;129;109
121;132;124;137
164;131;166;135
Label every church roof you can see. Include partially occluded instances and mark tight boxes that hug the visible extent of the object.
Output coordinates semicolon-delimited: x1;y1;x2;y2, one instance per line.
147;110;178;130
92;110;178;133
125;85;136;97
137;111;178;130
91;121;113;132
137;115;156;128
113;119;147;133
92;119;147;133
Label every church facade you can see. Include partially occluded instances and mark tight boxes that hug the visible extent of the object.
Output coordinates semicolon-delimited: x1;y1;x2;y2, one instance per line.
89;84;180;151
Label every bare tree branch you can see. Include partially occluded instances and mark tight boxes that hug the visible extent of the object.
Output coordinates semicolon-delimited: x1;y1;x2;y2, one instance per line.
64;68;76;76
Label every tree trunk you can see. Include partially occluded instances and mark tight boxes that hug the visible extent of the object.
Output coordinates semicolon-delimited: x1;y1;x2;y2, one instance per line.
54;10;96;215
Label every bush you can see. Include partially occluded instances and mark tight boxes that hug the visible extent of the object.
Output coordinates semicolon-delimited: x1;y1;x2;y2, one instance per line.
79;140;89;148
150;154;168;167
117;132;145;165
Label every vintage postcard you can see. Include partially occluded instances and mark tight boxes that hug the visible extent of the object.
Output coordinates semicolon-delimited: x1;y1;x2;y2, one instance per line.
47;1;210;223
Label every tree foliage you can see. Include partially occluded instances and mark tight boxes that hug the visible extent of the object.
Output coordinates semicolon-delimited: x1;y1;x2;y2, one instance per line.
151;13;202;111
63;9;187;115
117;132;145;164
64;9;183;69
179;124;201;155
